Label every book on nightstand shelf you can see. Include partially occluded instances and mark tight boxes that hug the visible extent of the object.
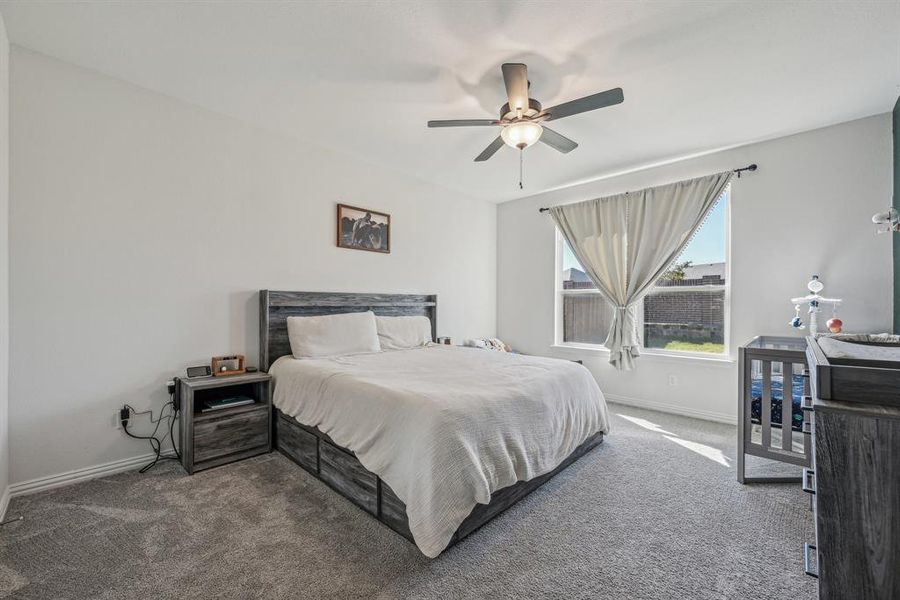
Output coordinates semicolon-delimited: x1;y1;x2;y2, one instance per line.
200;395;255;412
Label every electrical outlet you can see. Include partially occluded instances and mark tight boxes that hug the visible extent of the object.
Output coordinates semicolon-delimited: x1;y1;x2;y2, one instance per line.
667;374;678;386
113;406;130;430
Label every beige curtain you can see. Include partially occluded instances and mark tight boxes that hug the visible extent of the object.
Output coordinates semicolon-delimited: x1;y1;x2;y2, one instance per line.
551;171;733;370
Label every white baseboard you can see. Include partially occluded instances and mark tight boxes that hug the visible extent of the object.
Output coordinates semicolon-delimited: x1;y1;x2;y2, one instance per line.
5;398;733;499
605;393;736;425
0;485;9;521
9;451;175;498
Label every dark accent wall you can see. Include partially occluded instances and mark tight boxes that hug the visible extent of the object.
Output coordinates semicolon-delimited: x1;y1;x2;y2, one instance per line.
894;97;900;333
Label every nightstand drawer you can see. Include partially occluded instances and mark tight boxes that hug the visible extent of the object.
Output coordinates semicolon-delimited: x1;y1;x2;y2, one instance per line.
193;405;269;463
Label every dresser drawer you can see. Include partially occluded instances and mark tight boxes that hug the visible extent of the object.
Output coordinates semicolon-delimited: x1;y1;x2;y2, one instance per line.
193;406;269;464
319;443;378;515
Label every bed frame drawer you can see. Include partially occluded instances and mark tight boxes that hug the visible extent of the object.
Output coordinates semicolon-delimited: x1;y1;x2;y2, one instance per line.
276;413;318;473
319;443;378;515
380;483;413;541
273;408;605;553
193;406;269;464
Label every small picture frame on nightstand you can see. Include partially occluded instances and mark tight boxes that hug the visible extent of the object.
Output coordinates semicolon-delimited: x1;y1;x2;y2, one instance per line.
211;354;246;377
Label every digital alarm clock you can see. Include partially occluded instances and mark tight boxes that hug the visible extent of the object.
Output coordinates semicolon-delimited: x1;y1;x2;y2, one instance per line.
185;365;212;378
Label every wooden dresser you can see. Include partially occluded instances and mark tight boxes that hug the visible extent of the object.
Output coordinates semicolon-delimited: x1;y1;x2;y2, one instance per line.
805;337;900;599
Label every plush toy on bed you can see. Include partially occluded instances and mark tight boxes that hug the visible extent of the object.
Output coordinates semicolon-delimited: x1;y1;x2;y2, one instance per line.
463;338;511;352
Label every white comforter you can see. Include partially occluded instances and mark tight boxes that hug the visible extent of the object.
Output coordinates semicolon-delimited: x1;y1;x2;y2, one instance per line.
270;345;609;557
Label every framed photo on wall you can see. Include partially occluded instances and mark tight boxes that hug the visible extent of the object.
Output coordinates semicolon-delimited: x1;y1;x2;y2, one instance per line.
337;204;391;254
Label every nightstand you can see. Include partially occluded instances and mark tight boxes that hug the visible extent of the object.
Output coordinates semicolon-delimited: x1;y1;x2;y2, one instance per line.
176;372;272;474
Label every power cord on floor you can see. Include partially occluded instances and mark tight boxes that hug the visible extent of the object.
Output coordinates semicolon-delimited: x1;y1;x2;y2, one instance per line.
121;394;181;473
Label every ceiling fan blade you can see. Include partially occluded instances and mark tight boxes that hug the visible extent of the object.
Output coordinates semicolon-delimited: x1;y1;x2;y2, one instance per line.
428;119;500;128
544;87;624;121
501;63;530;114
540;126;578;153
474;136;505;162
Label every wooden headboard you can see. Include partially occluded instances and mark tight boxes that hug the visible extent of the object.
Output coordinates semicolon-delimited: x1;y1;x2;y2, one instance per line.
258;290;437;371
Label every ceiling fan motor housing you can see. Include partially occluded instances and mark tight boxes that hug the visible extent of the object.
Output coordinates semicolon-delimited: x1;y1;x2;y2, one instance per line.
500;98;542;121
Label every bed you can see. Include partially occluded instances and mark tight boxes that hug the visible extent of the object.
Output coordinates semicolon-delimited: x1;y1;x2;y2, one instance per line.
260;290;610;557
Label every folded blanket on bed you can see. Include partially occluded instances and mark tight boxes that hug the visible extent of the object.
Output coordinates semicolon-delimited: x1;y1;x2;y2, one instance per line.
271;345;609;557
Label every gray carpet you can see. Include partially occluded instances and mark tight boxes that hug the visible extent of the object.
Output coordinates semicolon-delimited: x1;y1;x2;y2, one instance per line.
0;403;816;599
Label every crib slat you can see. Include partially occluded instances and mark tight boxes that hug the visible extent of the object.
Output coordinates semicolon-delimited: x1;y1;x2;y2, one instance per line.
744;357;754;448
782;362;794;451
762;360;772;448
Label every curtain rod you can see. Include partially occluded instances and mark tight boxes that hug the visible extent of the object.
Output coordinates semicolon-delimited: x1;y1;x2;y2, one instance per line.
537;164;757;213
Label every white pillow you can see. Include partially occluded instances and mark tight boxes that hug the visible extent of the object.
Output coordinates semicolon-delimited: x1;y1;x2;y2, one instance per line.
375;315;432;350
287;311;381;359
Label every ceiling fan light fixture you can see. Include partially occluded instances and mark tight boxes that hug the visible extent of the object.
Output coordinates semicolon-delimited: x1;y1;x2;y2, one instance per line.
501;121;543;149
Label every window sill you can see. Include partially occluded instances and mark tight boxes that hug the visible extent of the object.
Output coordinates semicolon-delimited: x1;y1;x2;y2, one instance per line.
550;343;736;365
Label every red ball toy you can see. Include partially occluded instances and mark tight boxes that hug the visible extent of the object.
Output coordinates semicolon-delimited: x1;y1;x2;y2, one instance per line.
826;318;843;333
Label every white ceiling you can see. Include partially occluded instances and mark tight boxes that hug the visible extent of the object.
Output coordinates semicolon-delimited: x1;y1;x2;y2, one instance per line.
1;1;898;202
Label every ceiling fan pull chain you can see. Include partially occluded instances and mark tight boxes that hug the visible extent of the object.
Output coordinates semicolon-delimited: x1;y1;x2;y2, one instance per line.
519;148;524;189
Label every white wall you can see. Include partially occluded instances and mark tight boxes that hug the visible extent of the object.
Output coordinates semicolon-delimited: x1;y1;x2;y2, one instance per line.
498;114;893;423
8;49;497;485
0;13;10;515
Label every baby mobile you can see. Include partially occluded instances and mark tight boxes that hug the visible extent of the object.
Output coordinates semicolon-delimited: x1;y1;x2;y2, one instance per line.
789;275;843;335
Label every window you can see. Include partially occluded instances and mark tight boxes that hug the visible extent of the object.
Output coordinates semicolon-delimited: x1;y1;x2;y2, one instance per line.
556;190;729;356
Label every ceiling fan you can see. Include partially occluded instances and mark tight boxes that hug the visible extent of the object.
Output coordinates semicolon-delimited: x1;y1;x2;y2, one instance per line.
427;63;624;188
